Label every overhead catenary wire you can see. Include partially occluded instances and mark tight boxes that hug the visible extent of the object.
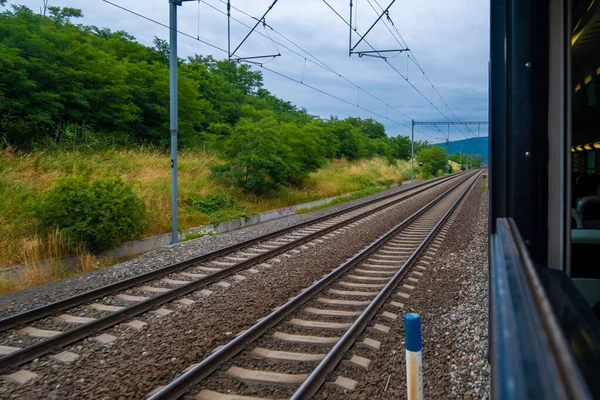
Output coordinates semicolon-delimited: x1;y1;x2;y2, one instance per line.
101;0;441;140
367;0;476;137
321;0;449;136
203;0;441;138
102;0;227;53
327;1;449;133
332;0;473;138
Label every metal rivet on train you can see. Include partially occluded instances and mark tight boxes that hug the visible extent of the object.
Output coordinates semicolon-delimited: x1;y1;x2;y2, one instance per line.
525;152;531;158
525;240;531;246
525;62;532;68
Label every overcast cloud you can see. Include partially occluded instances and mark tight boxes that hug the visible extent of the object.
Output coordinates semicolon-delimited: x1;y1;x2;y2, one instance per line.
13;0;490;141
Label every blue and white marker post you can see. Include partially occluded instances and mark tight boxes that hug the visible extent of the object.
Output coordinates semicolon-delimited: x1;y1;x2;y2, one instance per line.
405;313;423;400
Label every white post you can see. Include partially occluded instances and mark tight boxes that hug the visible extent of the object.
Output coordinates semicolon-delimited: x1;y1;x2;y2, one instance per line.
405;313;423;400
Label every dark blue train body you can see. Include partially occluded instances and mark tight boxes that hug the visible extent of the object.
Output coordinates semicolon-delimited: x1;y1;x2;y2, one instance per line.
489;0;600;398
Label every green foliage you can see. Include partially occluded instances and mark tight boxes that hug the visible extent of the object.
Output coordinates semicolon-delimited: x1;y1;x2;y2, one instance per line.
185;194;235;216
448;152;483;169
417;146;448;177
184;194;248;225
47;6;83;22
180;229;216;242
34;177;146;251
1;5;423;198
210;117;291;194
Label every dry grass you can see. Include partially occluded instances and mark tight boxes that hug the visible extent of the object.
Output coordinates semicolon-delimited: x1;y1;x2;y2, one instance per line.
0;147;412;293
449;160;461;173
0;233;112;294
303;158;411;195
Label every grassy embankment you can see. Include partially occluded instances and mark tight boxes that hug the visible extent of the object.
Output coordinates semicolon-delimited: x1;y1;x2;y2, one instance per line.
0;147;412;293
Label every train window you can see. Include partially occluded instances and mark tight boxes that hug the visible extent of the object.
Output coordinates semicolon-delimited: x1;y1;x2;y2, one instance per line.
573;153;580;174
570;0;600;295
586;152;595;174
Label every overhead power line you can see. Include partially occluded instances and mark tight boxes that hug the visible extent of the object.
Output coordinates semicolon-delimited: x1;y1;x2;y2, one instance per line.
321;1;448;133
101;0;442;140
323;0;474;139
201;0;442;139
363;0;476;138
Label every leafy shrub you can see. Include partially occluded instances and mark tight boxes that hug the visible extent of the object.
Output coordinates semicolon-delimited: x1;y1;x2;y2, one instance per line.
352;175;376;189
420;163;434;180
180;229;217;242
375;178;394;188
35;177;146;251
417;146;447;177
184;194;249;225
185;194;235;216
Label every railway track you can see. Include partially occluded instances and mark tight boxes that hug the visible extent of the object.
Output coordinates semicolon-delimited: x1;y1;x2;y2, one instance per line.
146;171;481;400
0;172;474;374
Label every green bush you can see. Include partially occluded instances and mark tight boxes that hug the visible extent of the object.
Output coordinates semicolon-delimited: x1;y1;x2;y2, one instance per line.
417;146;447;177
35;177;146;251
184;194;249;225
375;178;394;188
185;194;235;216
420;163;434;180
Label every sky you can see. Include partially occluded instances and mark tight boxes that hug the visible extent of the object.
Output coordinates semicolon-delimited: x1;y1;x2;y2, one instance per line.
13;0;490;142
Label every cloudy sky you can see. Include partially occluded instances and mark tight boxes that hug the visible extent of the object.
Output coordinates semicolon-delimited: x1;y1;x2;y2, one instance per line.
14;0;490;141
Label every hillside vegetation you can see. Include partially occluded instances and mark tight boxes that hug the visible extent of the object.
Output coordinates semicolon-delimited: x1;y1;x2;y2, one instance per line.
0;4;454;291
0;147;412;267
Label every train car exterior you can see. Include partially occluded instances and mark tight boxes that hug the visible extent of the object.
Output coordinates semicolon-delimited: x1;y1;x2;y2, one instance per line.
489;0;600;398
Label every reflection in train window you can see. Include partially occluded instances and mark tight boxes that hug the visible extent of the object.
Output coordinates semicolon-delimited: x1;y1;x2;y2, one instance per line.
570;0;600;298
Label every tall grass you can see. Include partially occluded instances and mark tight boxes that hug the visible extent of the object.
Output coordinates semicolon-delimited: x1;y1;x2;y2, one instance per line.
0;231;112;294
0;147;412;292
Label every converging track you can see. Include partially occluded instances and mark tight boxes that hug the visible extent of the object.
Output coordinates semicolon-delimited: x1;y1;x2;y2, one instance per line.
0;172;474;374
146;171;481;400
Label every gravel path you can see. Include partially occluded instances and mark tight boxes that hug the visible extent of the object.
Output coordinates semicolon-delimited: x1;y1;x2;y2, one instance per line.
0;178;460;399
318;173;490;399
0;178;441;318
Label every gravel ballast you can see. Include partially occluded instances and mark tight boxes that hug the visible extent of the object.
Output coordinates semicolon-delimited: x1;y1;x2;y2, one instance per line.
0;177;463;399
318;173;490;399
0;178;450;319
190;177;476;400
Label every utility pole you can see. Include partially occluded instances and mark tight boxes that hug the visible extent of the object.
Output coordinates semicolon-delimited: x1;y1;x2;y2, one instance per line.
411;119;415;182
446;124;450;174
445;138;450;174
169;0;195;244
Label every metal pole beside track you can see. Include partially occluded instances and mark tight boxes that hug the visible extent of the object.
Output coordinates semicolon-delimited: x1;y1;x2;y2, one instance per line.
411;119;415;182
169;0;179;244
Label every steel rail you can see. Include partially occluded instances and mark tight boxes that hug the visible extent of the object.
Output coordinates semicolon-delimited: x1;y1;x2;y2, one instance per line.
147;171;478;400
291;170;481;399
0;173;472;373
0;173;462;335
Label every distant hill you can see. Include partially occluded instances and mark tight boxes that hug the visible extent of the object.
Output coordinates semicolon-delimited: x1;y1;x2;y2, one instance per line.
434;137;489;163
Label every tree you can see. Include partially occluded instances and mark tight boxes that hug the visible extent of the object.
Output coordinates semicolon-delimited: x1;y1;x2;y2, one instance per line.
390;135;411;159
417;146;447;177
0;0;8;7
210;117;292;194
47;6;82;22
152;37;169;61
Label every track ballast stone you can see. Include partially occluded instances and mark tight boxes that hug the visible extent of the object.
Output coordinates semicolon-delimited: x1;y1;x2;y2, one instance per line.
318;174;490;399
0;179;459;399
